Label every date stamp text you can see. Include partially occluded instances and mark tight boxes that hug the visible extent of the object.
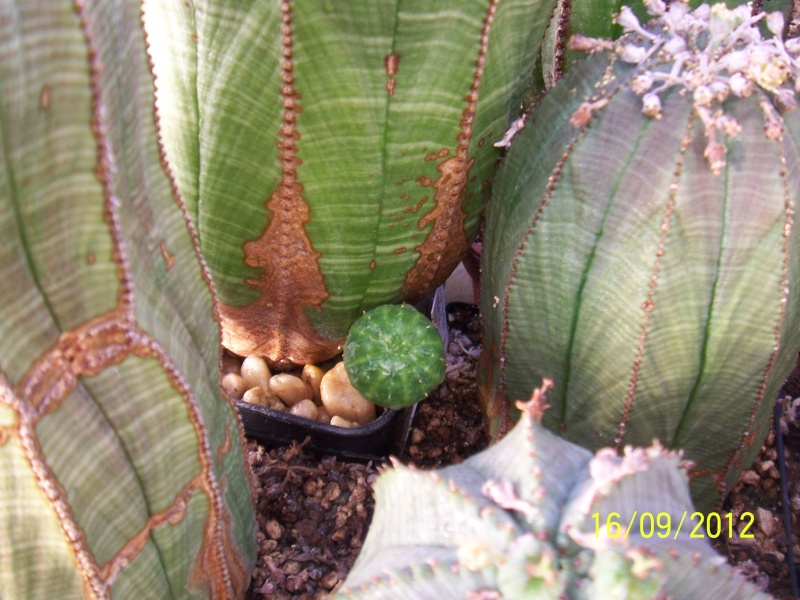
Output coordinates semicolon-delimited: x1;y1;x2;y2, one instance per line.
592;511;755;540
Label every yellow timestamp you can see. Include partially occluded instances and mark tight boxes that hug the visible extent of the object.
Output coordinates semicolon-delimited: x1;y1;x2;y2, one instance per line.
591;511;755;540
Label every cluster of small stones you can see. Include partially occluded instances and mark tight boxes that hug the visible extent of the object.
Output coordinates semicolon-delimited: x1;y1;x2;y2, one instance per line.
568;0;800;174
221;354;377;428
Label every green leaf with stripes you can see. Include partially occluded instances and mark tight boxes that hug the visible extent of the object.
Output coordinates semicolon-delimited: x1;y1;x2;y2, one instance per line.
145;0;557;368
480;7;800;510
0;0;256;597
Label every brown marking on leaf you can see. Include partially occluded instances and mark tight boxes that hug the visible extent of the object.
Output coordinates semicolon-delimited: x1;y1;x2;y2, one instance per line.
615;117;693;449
393;247;407;254
138;340;249;599
217;0;334;369
369;260;376;270
14;311;251;600
401;0;499;298
550;0;573;87
86;252;96;265
101;473;202;585
160;239;175;270
416;175;432;187
217;420;232;465
478;339;514;439
385;53;400;96
2;372;107;598
0;2;257;597
17;309;135;418
478;137;485;147
39;85;51;110
424;147;450;162
403;196;428;214
79;4;136;320
145;3;259;506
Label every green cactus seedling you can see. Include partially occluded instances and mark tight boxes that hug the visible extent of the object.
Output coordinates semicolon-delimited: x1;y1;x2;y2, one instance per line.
336;381;768;600
343;304;445;409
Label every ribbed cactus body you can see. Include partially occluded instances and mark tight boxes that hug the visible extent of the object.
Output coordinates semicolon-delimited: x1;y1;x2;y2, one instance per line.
343;304;445;409
480;4;800;510
0;0;255;596
337;382;767;599
145;0;556;368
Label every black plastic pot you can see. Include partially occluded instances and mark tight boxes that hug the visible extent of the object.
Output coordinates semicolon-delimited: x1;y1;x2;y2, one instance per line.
236;400;417;461
235;291;451;461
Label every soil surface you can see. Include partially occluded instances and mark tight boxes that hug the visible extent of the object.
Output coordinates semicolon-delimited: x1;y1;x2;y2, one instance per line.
245;305;798;599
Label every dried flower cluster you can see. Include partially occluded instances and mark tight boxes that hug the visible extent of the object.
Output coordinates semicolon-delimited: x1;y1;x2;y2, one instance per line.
569;0;800;174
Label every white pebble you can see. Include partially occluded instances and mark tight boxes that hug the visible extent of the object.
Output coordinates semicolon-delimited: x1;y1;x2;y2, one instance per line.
221;373;248;399
242;386;279;408
270;373;313;406
290;399;319;420
320;362;376;425
301;364;325;404
330;415;356;428
241;356;271;388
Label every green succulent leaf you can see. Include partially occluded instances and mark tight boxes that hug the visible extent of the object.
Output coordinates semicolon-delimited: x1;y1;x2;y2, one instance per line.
481;4;800;510
0;0;255;597
145;0;558;367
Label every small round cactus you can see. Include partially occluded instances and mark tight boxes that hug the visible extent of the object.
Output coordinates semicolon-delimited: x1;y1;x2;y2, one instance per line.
343;304;445;409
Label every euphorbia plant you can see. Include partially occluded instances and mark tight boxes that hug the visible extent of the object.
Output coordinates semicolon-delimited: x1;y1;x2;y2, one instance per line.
144;0;559;369
480;0;800;510
0;0;255;596
337;381;767;599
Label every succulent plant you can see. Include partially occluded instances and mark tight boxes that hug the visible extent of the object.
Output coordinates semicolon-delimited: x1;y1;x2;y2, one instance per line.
0;0;255;597
144;0;560;369
336;381;767;599
343;304;445;409
480;0;800;510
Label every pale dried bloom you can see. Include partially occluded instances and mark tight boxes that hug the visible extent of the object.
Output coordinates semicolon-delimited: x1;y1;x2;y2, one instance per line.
568;34;614;53
718;114;742;136
693;85;714;106
704;140;726;175
569;98;610;128
709;80;730;102
775;88;797;113
615;6;644;34
643;0;666;16
631;73;654;95
729;72;753;98
571;1;800;173
617;44;648;64
494;116;525;148
767;11;785;36
642;92;662;118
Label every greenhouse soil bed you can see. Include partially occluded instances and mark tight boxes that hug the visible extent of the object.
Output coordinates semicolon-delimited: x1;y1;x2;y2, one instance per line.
245;306;798;599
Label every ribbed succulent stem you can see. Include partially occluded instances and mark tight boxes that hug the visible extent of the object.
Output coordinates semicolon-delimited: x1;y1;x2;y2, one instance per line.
480;1;800;510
